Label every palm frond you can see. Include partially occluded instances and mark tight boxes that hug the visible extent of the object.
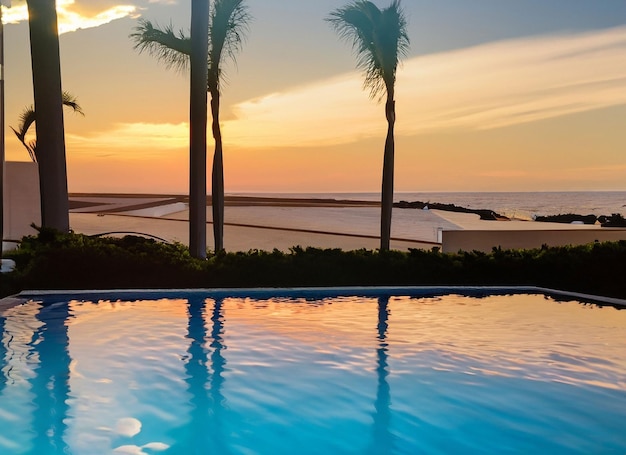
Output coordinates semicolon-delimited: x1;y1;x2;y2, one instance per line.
209;0;251;91
130;18;192;72
327;0;409;100
26;140;37;162
61;91;85;116
11;104;35;141
10;93;85;162
10;125;37;162
11;105;37;161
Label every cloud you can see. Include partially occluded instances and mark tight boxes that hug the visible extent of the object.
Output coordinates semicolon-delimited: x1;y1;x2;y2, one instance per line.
222;26;626;148
67;122;188;155
1;0;138;33
478;170;530;179
57;1;138;33
401;26;626;132
224;76;382;148
65;26;626;157
0;2;27;24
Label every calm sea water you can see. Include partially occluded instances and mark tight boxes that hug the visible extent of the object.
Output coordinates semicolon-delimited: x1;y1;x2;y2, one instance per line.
1;290;625;454
241;192;626;220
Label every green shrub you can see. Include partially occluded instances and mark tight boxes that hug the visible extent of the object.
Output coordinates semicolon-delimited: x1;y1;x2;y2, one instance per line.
2;230;625;299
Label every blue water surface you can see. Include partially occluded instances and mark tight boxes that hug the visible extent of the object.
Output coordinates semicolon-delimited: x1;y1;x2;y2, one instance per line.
1;290;625;454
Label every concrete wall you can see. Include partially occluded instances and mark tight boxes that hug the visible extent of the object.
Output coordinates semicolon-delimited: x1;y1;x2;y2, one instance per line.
3;161;41;250
442;228;626;253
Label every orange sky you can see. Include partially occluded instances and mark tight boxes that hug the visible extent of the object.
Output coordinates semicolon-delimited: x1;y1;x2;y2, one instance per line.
2;1;626;193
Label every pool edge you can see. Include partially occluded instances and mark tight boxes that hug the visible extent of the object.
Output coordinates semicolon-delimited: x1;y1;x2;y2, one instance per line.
2;286;625;309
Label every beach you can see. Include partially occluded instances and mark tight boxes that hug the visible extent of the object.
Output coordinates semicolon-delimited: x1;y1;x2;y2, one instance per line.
63;193;626;253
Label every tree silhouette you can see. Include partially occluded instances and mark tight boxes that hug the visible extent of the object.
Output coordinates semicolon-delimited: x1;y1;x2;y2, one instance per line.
188;0;210;259
11;92;84;162
327;1;409;250
26;0;70;232
131;0;250;254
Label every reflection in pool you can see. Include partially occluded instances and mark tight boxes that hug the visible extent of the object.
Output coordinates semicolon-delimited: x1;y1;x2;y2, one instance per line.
1;291;625;454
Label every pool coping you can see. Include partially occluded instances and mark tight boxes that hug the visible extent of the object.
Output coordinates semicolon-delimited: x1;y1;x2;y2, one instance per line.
1;286;625;310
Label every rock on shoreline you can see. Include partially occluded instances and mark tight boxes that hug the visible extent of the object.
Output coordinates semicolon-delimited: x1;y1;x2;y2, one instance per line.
395;201;626;227
394;200;506;221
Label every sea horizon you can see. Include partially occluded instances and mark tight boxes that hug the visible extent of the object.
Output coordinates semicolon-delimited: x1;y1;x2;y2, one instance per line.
234;191;626;219
69;190;626;221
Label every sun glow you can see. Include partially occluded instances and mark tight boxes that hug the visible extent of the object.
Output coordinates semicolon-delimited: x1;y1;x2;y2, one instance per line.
1;0;137;33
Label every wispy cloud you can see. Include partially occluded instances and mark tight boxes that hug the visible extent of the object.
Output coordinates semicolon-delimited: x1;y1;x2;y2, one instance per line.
64;26;626;155
2;0;138;33
67;122;187;155
222;26;626;148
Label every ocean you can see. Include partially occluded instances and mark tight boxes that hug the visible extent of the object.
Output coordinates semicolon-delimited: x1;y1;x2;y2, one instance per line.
237;191;626;221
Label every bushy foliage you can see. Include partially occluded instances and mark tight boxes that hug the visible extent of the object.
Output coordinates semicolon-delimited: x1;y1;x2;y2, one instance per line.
2;229;625;299
6;227;205;290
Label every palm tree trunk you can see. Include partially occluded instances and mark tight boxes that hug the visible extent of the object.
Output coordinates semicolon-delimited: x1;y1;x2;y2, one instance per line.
211;89;224;252
1;5;5;258
380;95;395;251
27;0;69;232
188;0;210;259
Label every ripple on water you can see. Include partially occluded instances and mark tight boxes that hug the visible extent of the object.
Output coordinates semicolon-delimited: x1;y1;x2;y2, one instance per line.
0;293;625;453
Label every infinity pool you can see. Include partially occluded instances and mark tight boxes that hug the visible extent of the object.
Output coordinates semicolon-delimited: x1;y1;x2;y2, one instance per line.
1;289;625;454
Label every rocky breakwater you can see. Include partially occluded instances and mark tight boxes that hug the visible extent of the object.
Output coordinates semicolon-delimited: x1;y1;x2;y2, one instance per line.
534;213;626;227
394;200;508;221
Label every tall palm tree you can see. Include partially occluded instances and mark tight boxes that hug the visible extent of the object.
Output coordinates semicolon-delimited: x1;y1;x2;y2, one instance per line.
327;1;409;251
131;0;250;254
189;0;210;259
11;91;84;162
27;0;70;232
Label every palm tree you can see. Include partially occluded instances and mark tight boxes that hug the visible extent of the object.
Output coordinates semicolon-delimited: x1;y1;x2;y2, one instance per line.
11;91;84;162
189;0;210;259
131;0;250;254
327;1;409;251
26;0;70;232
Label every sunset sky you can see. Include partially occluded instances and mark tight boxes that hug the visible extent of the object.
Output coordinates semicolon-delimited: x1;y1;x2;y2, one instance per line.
2;0;626;194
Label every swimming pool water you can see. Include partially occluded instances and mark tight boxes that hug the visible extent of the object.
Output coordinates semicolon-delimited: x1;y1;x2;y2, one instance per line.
1;290;625;454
